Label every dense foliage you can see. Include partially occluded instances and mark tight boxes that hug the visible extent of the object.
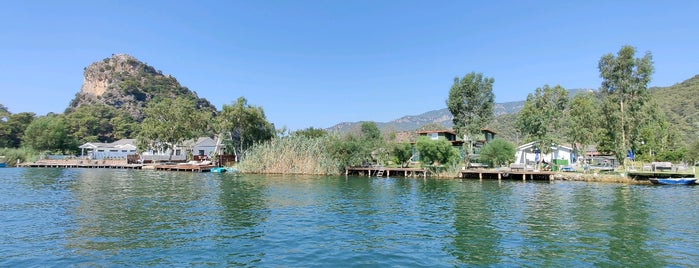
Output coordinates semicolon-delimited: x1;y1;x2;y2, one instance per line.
218;97;276;159
516;84;569;157
138;97;212;159
478;138;515;167
22;114;77;153
415;137;459;166
598;45;654;161
446;72;495;143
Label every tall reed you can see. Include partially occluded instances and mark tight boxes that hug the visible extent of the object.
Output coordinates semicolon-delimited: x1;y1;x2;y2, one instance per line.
237;136;341;175
0;147;38;166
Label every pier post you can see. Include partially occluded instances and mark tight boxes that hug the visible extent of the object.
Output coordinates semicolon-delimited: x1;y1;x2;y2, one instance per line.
523;173;526;181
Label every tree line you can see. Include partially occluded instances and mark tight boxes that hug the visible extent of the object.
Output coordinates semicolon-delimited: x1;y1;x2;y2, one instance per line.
1;45;695;172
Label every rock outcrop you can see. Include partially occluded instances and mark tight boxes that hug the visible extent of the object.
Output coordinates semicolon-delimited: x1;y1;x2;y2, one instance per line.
66;54;216;120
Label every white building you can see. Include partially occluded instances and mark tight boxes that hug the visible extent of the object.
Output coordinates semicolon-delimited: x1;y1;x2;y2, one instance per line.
141;136;219;162
79;139;138;159
514;141;575;166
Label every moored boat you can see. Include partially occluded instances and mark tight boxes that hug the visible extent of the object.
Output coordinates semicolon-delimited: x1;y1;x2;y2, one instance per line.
211;167;239;173
649;178;697;185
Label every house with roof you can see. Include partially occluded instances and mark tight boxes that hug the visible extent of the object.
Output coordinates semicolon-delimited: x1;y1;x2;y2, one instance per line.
513;141;575;169
176;137;218;160
79;139;138;159
140;136;220;162
416;130;464;147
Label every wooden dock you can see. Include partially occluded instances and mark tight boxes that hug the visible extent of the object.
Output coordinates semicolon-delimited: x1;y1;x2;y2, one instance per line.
21;162;143;169
345;167;427;178
153;164;213;172
460;169;556;181
627;171;695;180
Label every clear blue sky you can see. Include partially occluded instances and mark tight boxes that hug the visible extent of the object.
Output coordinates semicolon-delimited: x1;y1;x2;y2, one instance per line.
2;1;697;130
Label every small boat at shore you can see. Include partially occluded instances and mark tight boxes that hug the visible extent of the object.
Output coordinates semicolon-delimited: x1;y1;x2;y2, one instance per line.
211;167;239;173
649;178;696;185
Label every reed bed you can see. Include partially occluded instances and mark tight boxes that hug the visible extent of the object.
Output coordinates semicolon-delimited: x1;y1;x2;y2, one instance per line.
237;136;341;175
0;147;38;167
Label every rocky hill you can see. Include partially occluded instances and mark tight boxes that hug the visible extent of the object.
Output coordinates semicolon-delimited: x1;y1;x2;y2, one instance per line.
66;54;216;120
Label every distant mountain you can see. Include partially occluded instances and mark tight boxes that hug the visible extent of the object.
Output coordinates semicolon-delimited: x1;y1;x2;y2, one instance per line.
327;101;525;133
66;54;216;120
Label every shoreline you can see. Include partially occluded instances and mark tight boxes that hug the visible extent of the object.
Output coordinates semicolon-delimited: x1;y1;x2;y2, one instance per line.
13;160;660;184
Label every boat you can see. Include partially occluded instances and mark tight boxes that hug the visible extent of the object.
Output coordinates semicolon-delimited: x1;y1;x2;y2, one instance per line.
649;178;697;185
0;156;6;167
211;167;239;173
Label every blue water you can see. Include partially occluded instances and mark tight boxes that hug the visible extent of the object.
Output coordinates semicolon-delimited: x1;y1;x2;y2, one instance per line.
2;168;699;266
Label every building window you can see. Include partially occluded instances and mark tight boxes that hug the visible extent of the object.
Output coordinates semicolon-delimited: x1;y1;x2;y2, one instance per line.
430;133;438;140
198;150;205;156
175;149;181;156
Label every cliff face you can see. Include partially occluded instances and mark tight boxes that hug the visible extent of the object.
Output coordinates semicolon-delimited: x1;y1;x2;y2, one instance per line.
67;54;216;120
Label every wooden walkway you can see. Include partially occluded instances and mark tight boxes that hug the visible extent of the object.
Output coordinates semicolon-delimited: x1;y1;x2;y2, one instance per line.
460;169;556;181
346;167;427;178
153;164;213;172
627;171;695;180
21;162;143;169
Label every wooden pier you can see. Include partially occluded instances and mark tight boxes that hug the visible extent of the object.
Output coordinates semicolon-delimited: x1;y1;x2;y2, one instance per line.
21;162;143;169
460;170;556;181
345;167;427;178
153;164;213;172
627;171;695;181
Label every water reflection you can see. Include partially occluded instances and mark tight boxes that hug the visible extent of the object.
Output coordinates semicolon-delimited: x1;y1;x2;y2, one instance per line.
450;180;507;265
67;169;215;263
603;185;664;267
3;169;699;266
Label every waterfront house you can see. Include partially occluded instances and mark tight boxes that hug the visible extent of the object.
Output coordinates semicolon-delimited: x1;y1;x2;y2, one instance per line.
416;130;464;147
176;137;218;160
513;141;575;168
79;139;138;159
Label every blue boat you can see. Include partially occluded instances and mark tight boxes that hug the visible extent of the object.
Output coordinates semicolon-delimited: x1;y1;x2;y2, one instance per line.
649;178;697;185
211;167;239;173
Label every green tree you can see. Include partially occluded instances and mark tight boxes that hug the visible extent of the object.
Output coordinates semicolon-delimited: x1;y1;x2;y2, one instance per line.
293;127;328;139
360;121;381;141
138;97;211;160
327;134;367;168
567;91;599;162
0;112;35;148
478;138;515;167
415;136;459;166
446;72;495;158
22;114;77;153
516;84;568;166
635;101;674;161
218;97;275;159
391;142;413;168
598;45;654;162
64;103;137;144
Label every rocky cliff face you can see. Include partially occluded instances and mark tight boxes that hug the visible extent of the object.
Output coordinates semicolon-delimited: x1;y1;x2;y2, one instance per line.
67;54;216;120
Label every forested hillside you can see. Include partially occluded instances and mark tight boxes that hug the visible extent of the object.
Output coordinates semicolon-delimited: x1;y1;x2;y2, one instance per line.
650;74;699;145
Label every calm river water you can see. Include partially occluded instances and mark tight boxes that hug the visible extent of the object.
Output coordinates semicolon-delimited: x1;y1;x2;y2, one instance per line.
2;168;699;267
